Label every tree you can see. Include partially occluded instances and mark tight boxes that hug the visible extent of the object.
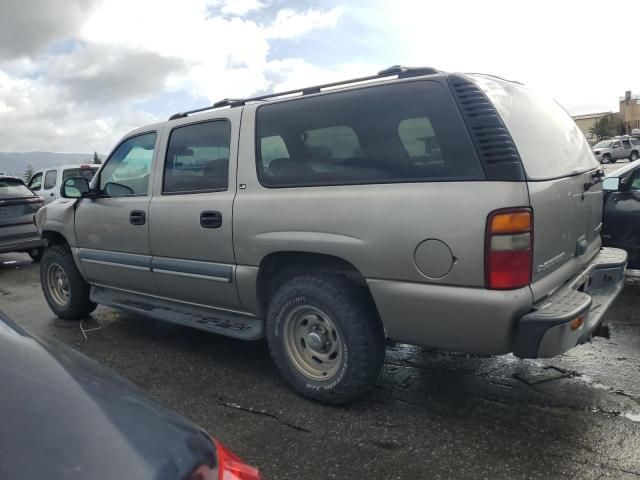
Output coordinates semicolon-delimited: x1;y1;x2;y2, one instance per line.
590;116;615;140
24;164;34;182
93;151;102;164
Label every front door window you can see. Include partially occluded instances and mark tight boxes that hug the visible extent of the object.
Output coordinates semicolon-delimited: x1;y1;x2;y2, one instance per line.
99;132;157;197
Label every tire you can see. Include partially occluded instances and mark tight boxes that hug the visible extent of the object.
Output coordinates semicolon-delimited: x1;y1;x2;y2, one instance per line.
266;274;385;405
602;154;611;164
27;247;44;262
631;151;638;161
40;245;96;320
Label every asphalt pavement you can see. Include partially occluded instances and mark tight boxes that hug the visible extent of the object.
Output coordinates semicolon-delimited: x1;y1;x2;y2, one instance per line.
1;252;639;479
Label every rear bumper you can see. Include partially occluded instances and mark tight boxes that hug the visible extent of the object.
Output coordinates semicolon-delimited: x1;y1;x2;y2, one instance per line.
0;237;44;254
0;228;44;254
513;247;627;358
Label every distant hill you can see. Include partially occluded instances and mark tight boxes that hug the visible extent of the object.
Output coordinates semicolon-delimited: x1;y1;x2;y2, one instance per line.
0;152;98;177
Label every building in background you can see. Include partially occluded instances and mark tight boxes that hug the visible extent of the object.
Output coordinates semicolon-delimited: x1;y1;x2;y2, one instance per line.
620;91;640;134
573;111;615;135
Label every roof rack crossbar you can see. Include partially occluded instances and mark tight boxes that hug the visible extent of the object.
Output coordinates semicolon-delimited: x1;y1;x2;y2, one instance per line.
168;65;438;120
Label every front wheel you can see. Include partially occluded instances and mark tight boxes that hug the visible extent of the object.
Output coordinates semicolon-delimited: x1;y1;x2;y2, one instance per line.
266;274;385;405
40;245;96;320
602;154;611;164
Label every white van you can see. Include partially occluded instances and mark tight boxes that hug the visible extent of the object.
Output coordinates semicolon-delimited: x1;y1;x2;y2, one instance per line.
28;164;99;204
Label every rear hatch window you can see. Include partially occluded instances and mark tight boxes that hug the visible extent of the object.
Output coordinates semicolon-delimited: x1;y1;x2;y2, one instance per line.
0;178;35;198
470;75;598;180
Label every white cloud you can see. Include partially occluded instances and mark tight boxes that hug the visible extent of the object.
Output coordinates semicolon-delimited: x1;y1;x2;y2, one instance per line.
263;58;372;92
216;0;267;16
372;0;640;115
0;1;347;152
265;7;345;39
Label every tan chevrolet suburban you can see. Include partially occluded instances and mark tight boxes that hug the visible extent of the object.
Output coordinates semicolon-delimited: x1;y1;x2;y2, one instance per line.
35;66;627;404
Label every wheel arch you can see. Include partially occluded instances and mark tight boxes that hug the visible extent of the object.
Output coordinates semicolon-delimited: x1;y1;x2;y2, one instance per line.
255;251;381;321
42;230;70;248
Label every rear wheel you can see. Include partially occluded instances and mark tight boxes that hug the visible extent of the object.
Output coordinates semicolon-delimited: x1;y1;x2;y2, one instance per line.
40;245;96;320
27;247;43;262
602;153;611;164
630;151;638;161
266;274;385;405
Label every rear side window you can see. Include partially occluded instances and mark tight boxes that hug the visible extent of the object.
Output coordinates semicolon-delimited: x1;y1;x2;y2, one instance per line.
0;178;33;198
44;170;57;189
256;81;484;187
163;120;231;194
260;136;290;166
28;172;42;191
471;75;598;180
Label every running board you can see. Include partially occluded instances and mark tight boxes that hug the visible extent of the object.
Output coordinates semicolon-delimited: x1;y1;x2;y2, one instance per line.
91;286;264;340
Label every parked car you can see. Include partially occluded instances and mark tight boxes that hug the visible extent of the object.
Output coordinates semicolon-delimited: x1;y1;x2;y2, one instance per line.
28;164;99;205
0;175;45;260
602;160;640;269
592;137;640;163
0;309;261;480
36;65;627;404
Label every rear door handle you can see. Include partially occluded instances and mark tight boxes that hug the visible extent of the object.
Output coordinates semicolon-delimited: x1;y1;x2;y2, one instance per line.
200;210;222;228
129;210;146;225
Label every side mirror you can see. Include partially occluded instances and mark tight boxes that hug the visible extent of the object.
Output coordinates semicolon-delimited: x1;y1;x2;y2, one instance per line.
602;177;620;192
61;177;90;198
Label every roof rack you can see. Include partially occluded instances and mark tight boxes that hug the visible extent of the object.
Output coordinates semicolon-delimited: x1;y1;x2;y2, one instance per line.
168;65;439;120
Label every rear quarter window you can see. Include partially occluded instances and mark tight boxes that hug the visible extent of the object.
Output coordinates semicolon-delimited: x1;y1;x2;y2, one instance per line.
471;75;598;180
255;80;484;187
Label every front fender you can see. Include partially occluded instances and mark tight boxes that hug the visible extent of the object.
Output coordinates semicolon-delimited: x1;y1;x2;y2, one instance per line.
37;199;79;247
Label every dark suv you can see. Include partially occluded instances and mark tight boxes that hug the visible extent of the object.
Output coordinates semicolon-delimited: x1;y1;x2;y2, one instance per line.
0;176;44;260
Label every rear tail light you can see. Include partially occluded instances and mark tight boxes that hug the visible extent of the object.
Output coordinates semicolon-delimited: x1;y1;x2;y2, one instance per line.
486;208;533;290
189;439;261;480
213;439;261;480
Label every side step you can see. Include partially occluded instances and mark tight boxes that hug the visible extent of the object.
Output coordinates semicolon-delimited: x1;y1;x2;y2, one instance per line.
91;286;264;340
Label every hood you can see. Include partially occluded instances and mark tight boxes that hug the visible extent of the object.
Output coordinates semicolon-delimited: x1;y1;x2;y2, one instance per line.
0;311;216;480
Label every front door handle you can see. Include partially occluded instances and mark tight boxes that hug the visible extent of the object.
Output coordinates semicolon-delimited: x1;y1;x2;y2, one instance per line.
200;210;222;228
129;210;146;225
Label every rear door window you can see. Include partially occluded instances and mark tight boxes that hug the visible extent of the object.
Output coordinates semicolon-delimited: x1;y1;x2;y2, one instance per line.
44;170;57;190
255;81;484;187
0;178;34;198
163;120;231;194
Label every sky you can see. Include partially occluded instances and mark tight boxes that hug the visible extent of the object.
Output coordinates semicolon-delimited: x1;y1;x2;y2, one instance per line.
0;0;638;153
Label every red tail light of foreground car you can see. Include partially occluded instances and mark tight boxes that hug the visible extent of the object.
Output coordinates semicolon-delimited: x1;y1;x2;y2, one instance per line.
190;438;261;480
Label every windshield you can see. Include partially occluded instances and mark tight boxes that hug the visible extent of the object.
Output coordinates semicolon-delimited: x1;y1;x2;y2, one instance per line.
0;178;34;198
594;141;612;148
